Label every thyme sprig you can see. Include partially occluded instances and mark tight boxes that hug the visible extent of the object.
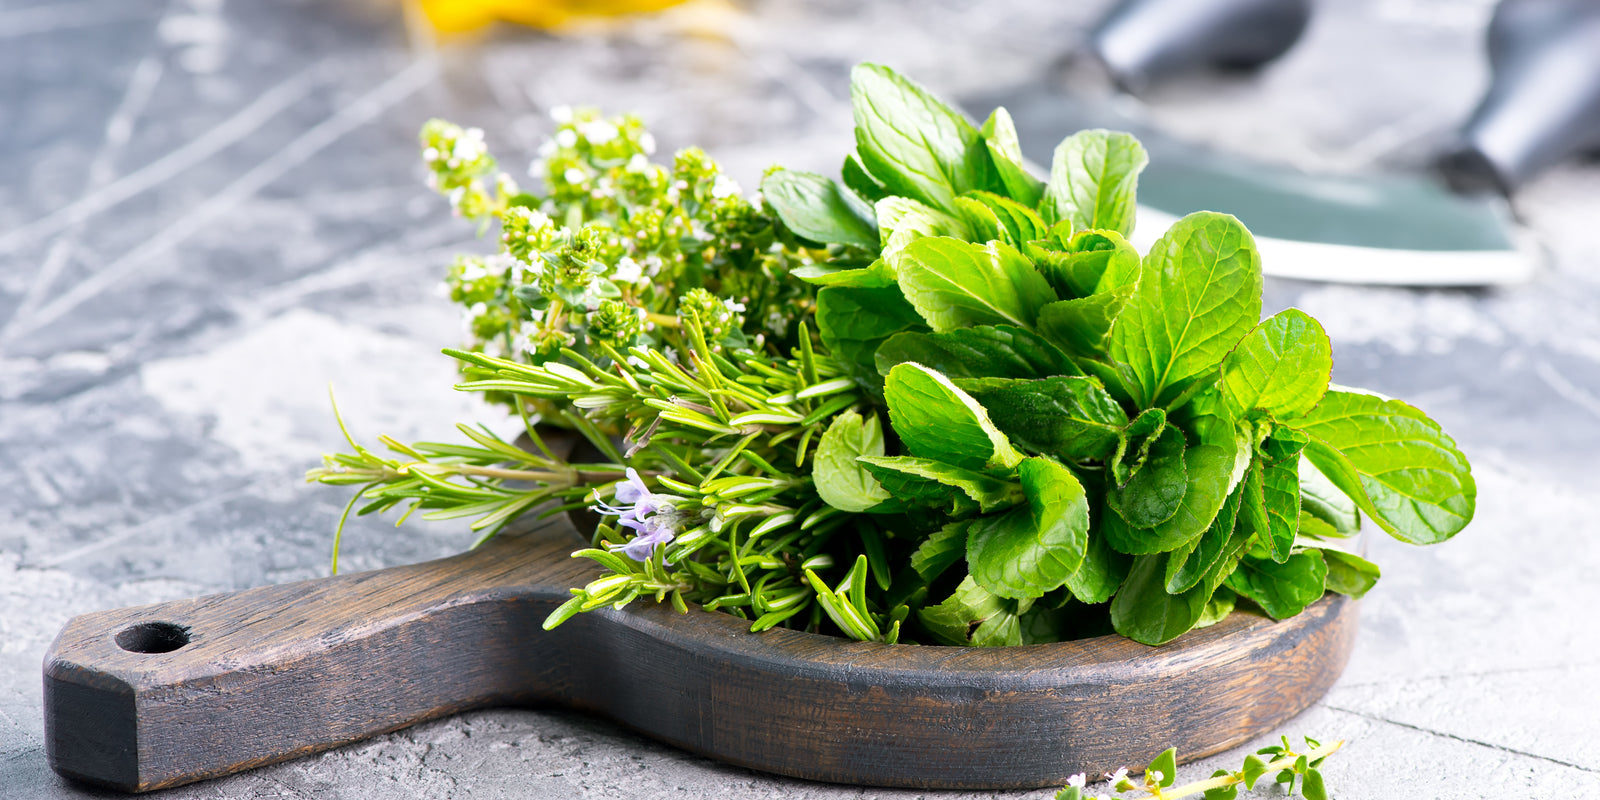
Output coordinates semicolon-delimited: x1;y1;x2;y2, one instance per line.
1060;737;1343;800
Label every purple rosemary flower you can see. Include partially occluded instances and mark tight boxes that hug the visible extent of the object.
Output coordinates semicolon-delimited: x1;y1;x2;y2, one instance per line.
594;468;683;561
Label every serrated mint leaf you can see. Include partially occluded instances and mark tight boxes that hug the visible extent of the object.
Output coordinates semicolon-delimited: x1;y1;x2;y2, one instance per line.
1112;407;1168;487
1297;389;1475;544
1317;547;1380;598
909;521;969;583
981;107;1046;207
1105;432;1249;555
954;195;1003;243
761;168;879;249
962;190;1049;246
967;457;1090;599
1166;480;1245;593
1031;228;1143;299
813;410;893;512
1036;288;1135;361
876;195;972;256
1066;523;1132;604
1112;423;1188;528
918;575;1024;646
851;64;990;214
816;285;925;395
791;259;896;288
842;151;888;202
1225;551;1328;619
952;375;1128;460
1109;211;1263;409
884;362;1024;472
895;237;1056;332
858;455;1022;513
1221;308;1332;420
1299;455;1360;533
1110;552;1209;645
1256;432;1303;562
1193;586;1237;629
1043;129;1148;237
876;325;1082;382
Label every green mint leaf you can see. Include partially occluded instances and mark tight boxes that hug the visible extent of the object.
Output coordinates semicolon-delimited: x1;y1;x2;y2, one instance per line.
1065;525;1131;604
1111;423;1188;528
816;285;926;396
1043;129;1148;236
842;151;888;203
858;455;1023;514
895;237;1057;332
1109;552;1210;645
1297;388;1475;544
952;375;1127;460
954;195;1003;243
1165;481;1246;593
1225;551;1329;619
1108;211;1263;409
876;325;1082;381
909;521;970;583
851;64;990;214
1300;456;1361;534
884;362;1024;472
1028;228;1143;299
761;168;879;249
961;190;1050;246
1318;547;1381;598
1220;308;1332;420
1036;289;1135;361
1242;429;1304;563
1149;748;1178;788
1105;431;1248;555
980;107;1046;207
918;576;1024;646
1193;586;1237;629
1112;407;1168;487
876;195;972;255
813;410;893;512
967;457;1090;599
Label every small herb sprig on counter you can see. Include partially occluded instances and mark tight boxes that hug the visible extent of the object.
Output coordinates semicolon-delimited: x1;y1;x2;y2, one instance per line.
1060;737;1342;800
310;64;1474;647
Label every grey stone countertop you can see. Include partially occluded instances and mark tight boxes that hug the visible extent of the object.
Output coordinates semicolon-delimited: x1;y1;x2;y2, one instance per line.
2;0;1597;797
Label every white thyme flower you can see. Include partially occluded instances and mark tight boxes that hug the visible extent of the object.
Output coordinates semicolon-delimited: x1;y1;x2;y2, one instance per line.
662;346;679;363
564;166;586;185
1109;768;1129;786
580;120;617;144
626;153;649;172
627;354;650;369
1147;769;1163;784
723;299;746;314
1067;773;1086;788
459;258;489;282
537;139;556;157
422;146;440;162
550;105;573;123
555;128;578;149
710;174;740;199
639;131;656;154
613;256;643;283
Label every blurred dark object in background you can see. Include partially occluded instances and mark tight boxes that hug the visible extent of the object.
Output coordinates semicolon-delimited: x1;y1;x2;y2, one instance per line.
1090;0;1600;196
1435;0;1600;195
1089;0;1312;94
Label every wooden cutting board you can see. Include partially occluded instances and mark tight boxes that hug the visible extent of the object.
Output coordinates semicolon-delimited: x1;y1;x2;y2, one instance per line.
43;510;1357;793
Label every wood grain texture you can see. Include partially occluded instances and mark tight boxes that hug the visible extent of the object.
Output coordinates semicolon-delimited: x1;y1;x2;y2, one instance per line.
43;504;1357;793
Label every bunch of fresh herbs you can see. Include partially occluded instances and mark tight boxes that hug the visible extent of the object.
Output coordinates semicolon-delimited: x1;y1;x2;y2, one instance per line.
310;64;1474;646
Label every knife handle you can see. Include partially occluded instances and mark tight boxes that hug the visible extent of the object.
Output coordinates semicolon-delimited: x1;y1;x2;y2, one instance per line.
42;514;599;793
1438;0;1600;193
1090;0;1313;92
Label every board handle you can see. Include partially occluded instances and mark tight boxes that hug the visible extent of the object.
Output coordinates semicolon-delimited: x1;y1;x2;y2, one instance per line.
43;514;598;793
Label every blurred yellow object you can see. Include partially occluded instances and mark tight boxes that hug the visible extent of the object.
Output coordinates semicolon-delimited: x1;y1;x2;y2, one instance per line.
416;0;690;33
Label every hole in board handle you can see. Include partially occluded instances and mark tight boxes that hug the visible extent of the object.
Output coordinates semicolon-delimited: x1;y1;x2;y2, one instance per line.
115;622;191;654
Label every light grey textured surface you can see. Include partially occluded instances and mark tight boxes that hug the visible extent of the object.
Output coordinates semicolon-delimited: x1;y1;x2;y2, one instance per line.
2;0;1598;797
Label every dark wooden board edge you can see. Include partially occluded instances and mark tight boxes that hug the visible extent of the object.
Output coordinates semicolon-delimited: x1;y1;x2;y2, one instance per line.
44;498;1359;792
